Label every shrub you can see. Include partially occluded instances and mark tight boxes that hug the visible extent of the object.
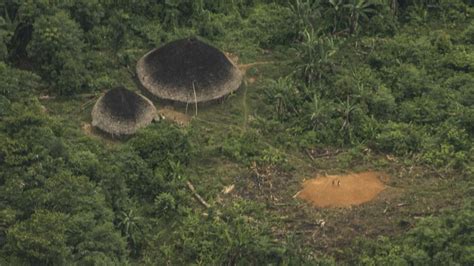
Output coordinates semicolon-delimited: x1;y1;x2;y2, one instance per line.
352;201;474;265
263;77;304;122
437;0;472;22
68;150;100;178
220;129;264;165
368;35;434;68
383;63;431;100
28;11;88;95
0;95;10;116
0;63;40;101
128;122;191;169
244;4;296;48
295;32;339;86
461;21;474;44
374;122;425;155
144;200;329;265
441;48;474;72
421;123;471;170
5;210;70;264
68;0;105;32
367;85;396;120
429;30;453;53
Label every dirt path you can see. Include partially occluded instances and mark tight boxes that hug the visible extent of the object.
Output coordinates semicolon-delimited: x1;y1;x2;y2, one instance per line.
239;61;275;72
242;80;249;130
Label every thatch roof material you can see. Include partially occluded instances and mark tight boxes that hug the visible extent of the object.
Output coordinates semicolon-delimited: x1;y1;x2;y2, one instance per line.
91;87;156;136
136;37;243;103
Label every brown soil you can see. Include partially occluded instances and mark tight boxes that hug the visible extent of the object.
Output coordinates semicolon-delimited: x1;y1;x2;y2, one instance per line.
239;61;274;72
247;76;257;84
297;171;387;208
224;52;239;65
81;122;94;136
157;107;191;126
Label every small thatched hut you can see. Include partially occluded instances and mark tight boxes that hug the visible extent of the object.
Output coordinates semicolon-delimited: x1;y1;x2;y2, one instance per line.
91;87;156;136
136;37;243;103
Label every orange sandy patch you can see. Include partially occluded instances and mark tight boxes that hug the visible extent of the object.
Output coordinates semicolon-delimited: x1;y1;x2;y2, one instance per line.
297;172;387;208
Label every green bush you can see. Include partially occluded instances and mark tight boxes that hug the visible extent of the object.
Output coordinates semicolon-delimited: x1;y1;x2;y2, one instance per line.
374;122;425;155
28;11;88;95
461;21;474;44
68;0;105;32
429;30;453;53
383;63;431;100
263;77;304;122
144;200;329;265
368;35;434;69
352;201;474;265
128;122;191;169
441;48;474;72
421;123;472;170
295;32;339;86
5;210;70;264
220;129;264;164
0;63;40;101
367;85;397;120
244;4;296;48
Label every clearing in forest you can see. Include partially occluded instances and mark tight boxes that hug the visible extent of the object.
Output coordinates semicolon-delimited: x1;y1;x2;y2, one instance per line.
297;171;388;208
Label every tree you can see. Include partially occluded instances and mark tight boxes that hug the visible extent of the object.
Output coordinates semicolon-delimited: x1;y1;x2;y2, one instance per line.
344;0;377;34
5;210;70;264
128;123;191;170
118;209;143;255
28;10;87;95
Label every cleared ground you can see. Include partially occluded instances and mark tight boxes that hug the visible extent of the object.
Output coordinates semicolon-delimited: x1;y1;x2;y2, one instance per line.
297;171;387;208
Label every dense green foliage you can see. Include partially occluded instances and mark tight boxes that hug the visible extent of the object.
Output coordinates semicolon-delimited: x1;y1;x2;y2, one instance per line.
352;201;474;265
0;0;473;264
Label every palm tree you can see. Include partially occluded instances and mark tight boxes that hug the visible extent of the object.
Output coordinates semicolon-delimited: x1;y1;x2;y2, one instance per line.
329;0;343;33
118;209;142;251
344;0;377;34
338;95;360;143
297;29;338;86
291;0;322;34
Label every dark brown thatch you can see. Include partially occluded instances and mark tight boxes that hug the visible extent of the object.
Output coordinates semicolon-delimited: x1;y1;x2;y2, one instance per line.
91;87;156;136
136;37;243;103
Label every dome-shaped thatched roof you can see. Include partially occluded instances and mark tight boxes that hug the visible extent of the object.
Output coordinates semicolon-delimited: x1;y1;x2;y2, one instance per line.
91;87;156;136
136;37;243;103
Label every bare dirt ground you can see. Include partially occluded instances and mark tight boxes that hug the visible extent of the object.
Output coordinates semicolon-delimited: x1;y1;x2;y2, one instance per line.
81;122;94;136
225;51;271;85
297;172;388;208
157;107;192;126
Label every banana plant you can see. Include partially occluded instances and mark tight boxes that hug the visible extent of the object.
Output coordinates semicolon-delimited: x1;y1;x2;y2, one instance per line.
118;209;143;252
344;0;377;34
297;28;338;86
337;95;361;143
329;0;343;33
290;0;322;34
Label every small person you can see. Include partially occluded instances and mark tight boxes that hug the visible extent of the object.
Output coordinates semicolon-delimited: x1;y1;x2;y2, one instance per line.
337;180;341;186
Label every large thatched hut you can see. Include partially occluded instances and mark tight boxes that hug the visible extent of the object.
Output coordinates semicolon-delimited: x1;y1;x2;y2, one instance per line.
91;87;156;136
136;37;243;103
